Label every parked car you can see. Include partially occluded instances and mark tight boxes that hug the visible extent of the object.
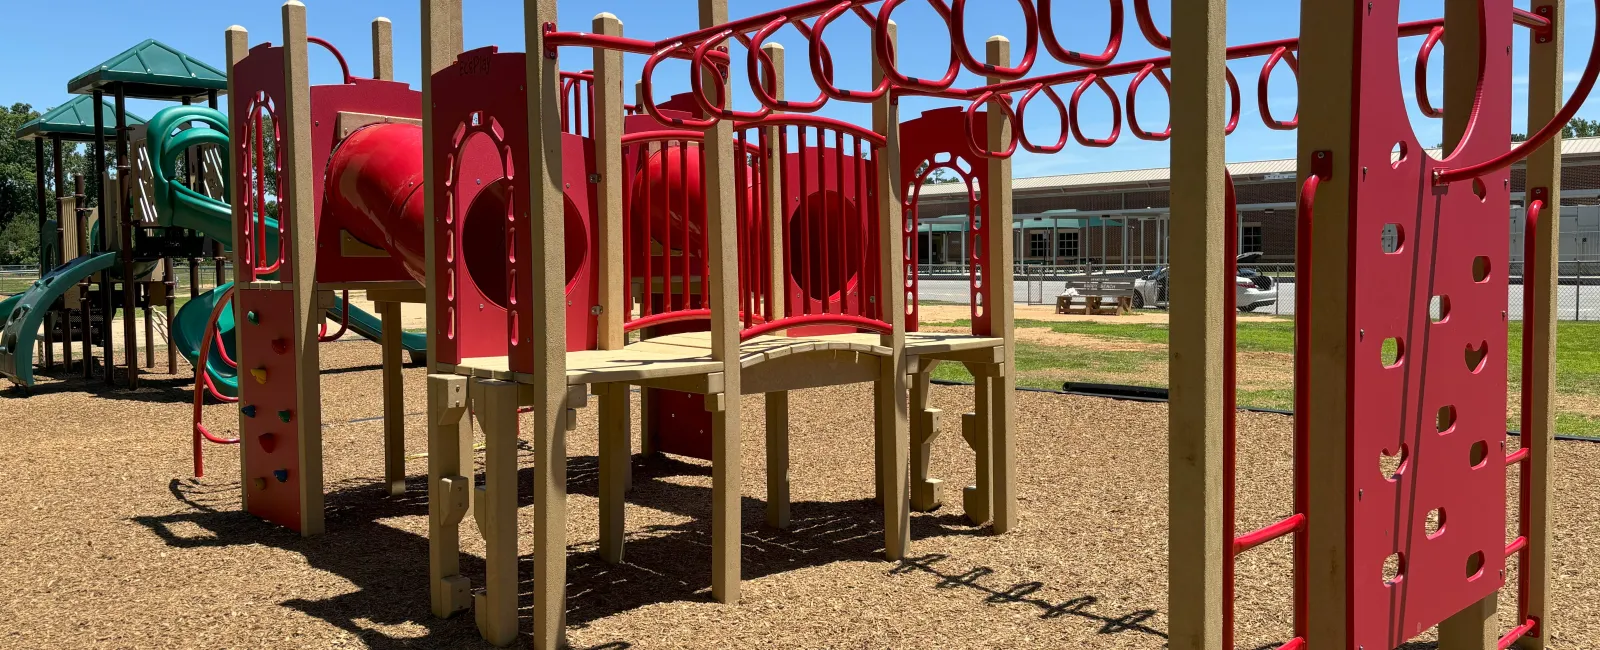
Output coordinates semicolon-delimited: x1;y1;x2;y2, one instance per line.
1131;252;1277;312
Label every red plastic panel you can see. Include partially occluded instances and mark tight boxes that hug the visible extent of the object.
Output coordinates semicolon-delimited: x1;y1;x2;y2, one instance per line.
236;289;304;532
900;107;987;334
429;47;599;368
1345;3;1512;646
231;43;288;284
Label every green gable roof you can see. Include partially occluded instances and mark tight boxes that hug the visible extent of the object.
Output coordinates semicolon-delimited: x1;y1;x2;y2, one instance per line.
15;96;146;142
67;39;227;100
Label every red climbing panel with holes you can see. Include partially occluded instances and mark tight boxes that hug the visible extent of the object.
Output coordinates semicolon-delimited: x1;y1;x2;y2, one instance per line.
236;289;305;532
1345;2;1512;646
900;108;988;335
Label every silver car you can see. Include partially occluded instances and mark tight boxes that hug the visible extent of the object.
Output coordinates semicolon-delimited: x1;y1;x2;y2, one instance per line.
1131;252;1278;313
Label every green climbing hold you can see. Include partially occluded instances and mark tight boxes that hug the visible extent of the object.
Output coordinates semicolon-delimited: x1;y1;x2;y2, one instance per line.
277;409;292;423
246;311;259;324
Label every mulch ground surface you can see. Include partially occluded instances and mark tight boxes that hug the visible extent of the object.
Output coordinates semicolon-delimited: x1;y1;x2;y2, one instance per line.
1;340;1596;649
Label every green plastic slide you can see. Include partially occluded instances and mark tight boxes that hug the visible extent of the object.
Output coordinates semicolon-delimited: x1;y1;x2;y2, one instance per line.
0;252;119;387
170;282;239;398
326;299;426;363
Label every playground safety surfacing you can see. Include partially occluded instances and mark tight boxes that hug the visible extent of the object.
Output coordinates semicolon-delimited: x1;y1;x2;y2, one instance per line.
2;339;1598;649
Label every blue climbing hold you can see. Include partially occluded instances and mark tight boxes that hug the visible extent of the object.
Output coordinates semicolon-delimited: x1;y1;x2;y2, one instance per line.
273;469;289;483
241;405;257;418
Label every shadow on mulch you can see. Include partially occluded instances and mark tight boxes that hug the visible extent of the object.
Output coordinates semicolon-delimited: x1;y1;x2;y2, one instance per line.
133;453;1167;648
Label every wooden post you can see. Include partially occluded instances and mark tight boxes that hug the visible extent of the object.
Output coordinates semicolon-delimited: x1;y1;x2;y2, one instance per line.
872;19;910;559
93;88;111;384
761;41;791;531
225;24;250;509
281;0;325;536
1166;0;1228;647
699;0;744;604
34;137;51;371
598;382;630;562
983;35;1017;536
473;378;520;647
525;0;572;645
371;17;393;81
1516;5;1562;650
55;138;71;372
961;367;993;524
910;360;943;511
1299;0;1357;647
1438;2;1500;647
593;13;625;350
421;0;472;625
379;301;405;495
76;174;93;379
115;84;139;388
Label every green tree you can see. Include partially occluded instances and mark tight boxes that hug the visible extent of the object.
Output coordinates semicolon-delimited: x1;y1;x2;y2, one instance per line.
913;161;960;185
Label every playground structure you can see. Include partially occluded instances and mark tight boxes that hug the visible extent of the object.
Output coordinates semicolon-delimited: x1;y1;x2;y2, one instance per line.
0;0;1577;647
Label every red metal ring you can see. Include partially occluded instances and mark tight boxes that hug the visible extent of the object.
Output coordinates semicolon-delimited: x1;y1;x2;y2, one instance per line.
690;30;773;121
1127;63;1172;141
875;0;962;94
1259;46;1300;130
1226;66;1242;135
1069;74;1122;147
964;91;1020;159
811;1;891;101
1133;0;1171;51
1415;26;1445;118
949;0;1039;79
642;42;717;128
747;17;831;113
1039;0;1123;67
1016;83;1069;153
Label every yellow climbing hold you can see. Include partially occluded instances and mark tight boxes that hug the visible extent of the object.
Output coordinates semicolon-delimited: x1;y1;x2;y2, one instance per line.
251;367;269;384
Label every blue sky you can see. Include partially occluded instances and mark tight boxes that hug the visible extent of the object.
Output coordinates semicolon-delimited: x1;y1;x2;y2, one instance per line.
2;0;1593;179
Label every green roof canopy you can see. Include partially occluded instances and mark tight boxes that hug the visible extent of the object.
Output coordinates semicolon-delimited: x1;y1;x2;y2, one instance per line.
67;39;227;100
14;96;146;142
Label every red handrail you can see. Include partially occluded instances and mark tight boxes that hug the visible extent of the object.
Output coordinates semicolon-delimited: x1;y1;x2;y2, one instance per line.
1414;26;1446;118
318;290;351;342
307;36;354;84
193;285;241;479
1437;0;1600;185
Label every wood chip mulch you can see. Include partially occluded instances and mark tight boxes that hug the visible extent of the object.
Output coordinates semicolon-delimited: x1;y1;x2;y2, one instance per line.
1;340;1596;648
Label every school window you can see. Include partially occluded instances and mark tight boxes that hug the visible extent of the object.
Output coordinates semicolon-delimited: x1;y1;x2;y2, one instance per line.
1240;224;1263;254
1057;231;1080;258
1028;232;1048;258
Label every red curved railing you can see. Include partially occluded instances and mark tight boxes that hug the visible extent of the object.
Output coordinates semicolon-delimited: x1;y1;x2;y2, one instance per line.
193;285;241;479
318;290;351;342
1414;26;1446;118
1437;0;1598;184
307;36;354;84
1039;0;1122;67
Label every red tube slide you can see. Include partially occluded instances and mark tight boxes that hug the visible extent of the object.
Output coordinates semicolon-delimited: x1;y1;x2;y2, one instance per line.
321;122;436;281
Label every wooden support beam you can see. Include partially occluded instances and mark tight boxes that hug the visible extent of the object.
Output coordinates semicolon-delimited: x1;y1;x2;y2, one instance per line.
598;382;631;562
875;20;911;560
371;17;393;81
699;0;744;604
225;24;250;510
525;0;572;645
983;35;1017;537
760;42;793;531
910;366;943;512
422;0;462;375
1166;0;1228;646
427;374;472;617
765;391;790;529
762;42;786;318
1516;5;1563;650
282;0;325;537
472;378;520;647
960;371;993;526
379;301;406;495
1299;0;1357;647
593;13;626;350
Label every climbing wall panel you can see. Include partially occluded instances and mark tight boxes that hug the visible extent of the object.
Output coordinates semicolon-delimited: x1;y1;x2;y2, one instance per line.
236;288;304;532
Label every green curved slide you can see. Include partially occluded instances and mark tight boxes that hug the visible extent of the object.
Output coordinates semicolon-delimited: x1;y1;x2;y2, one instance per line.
0;252;119;386
0;105;423;390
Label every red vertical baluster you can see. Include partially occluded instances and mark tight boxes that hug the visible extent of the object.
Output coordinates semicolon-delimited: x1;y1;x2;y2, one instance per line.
799;127;811;318
645;141;657;319
623;143;633;326
681;139;692;312
818;128;831;315
736;130;751;329
778;126;791;322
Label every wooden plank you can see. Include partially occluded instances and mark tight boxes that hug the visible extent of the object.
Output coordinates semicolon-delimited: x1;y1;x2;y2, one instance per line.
525;1;571;645
597;383;630;562
982;37;1015;538
1300;0;1358;646
1437;2;1500;647
1166;0;1228;645
762;42;786;319
379;301;406;495
593;13;626;350
741;350;879;395
1517;4;1563;649
472;379;519;647
365;283;426;304
282;0;325;537
427;374;472;617
225;23;250;513
371;17;393;81
961;371;993;525
335;112;422;140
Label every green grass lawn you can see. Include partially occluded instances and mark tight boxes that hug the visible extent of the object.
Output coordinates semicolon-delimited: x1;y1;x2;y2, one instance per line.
925;316;1600;436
